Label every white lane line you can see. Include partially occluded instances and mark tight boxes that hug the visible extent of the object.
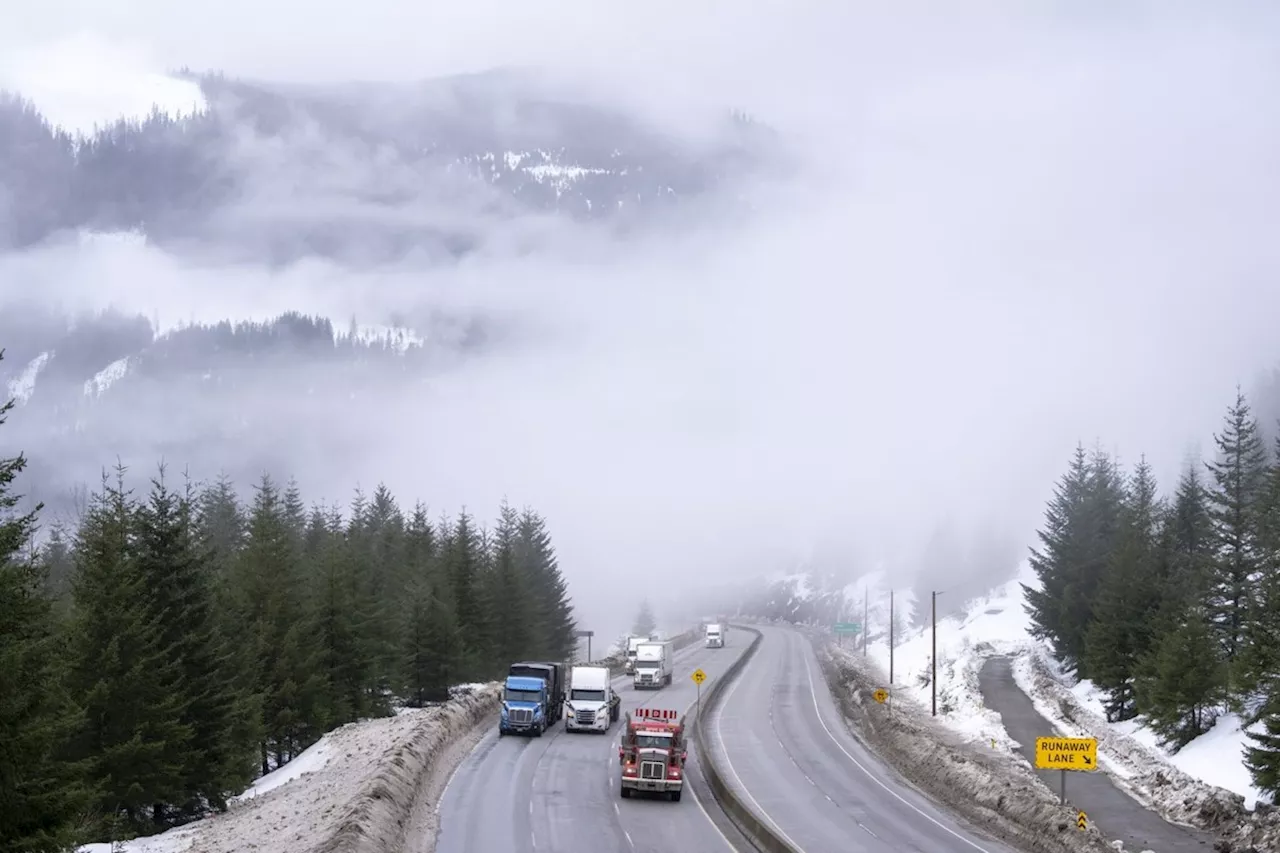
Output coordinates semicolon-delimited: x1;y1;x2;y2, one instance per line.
711;643;809;853
623;829;635;848
797;632;995;853
860;822;879;838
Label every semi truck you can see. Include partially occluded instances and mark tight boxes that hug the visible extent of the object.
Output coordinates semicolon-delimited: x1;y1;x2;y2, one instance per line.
632;640;673;689
705;623;724;648
618;708;686;801
565;665;621;733
506;661;565;724
624;636;650;675
499;675;549;736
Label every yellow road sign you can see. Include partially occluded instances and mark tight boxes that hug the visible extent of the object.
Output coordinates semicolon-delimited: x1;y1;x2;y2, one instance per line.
1076;811;1087;831
872;688;888;704
1034;736;1098;771
691;668;707;685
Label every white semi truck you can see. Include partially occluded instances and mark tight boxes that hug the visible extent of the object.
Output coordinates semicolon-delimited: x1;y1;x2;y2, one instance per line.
624;635;650;675
565;665;621;733
705;623;724;648
633;640;673;689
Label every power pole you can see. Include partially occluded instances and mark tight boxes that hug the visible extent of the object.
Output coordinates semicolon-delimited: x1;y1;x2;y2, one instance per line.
889;589;895;685
931;590;938;717
863;587;868;657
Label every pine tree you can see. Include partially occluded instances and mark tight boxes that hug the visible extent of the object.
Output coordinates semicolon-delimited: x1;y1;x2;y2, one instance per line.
519;508;575;660
66;468;192;833
133;468;256;815
632;599;657;636
1244;432;1280;698
1245;700;1280;799
485;500;532;668
1133;605;1225;749
443;509;489;678
0;380;92;852
1204;389;1269;684
1084;456;1164;721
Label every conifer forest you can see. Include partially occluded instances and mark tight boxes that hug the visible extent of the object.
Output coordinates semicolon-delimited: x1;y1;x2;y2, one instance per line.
1024;388;1280;800
0;349;577;852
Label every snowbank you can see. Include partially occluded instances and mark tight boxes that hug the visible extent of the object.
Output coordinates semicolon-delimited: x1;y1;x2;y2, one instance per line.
1013;648;1280;851
78;683;502;853
820;642;1115;853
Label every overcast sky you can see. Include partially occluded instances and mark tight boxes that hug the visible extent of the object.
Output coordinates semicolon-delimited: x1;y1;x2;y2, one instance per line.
4;1;1280;638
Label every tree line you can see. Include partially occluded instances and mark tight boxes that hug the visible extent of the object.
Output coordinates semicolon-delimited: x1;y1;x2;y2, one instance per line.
1024;388;1280;800
0;350;577;851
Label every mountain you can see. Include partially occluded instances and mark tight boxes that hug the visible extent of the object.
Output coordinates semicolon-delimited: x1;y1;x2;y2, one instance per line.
0;69;780;264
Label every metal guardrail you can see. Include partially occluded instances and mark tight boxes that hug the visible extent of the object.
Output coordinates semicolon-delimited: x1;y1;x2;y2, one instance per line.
691;625;801;853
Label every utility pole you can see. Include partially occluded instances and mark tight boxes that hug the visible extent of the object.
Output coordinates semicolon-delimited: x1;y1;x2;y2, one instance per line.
931;590;938;717
863;587;868;657
889;589;895;685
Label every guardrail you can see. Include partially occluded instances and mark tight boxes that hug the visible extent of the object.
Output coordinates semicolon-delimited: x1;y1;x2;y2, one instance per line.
691;624;801;853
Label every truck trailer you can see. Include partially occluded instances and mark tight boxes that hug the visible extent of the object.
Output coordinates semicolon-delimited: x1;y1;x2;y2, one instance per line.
565;665;621;733
508;661;566;723
632;640;673;689
623;636;650;675
618;708;686;801
705;623;724;648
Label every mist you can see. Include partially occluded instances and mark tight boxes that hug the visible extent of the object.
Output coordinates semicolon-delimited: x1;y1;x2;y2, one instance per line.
4;1;1280;644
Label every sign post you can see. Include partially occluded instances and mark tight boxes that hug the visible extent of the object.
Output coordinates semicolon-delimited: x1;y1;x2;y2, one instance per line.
574;629;594;662
691;668;707;720
1034;736;1099;804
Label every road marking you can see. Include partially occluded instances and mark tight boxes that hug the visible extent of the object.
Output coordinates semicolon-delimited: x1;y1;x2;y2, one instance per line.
860;822;878;838
796;632;996;853
623;829;635;848
712;651;809;853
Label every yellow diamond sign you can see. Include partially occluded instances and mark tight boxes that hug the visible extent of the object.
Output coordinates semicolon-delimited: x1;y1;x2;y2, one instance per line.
691;668;707;685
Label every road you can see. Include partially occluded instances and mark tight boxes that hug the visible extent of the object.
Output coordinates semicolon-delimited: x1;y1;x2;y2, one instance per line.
434;636;752;853
708;624;1024;853
978;656;1218;853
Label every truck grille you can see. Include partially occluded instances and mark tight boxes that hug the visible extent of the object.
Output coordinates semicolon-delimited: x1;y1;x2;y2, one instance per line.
640;760;665;780
575;709;596;725
509;708;533;725
638;673;654;683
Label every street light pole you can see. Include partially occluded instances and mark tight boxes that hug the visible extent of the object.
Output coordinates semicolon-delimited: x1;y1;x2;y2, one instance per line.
889;589;895;685
931;590;937;716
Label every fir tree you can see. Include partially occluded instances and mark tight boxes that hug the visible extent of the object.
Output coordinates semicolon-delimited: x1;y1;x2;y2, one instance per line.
632;599;657;637
1204;389;1269;680
66;468;192;833
485;500;532;667
1084;456;1164;721
1133;605;1225;749
519;508;575;660
1244;700;1280;800
1244;431;1280;697
443;509;489;678
0;379;92;852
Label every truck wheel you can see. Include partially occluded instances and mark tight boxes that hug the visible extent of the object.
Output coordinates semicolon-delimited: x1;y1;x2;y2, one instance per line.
671;789;682;802
620;786;632;799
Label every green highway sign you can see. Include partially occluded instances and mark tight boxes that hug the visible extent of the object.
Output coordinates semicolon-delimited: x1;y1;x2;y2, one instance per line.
833;622;861;634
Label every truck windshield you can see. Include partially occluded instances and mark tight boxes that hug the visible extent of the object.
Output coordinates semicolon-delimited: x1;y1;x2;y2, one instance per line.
571;689;606;702
505;689;542;703
636;734;672;748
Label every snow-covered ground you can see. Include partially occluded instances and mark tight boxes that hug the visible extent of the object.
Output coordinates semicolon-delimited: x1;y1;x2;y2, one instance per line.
78;682;500;853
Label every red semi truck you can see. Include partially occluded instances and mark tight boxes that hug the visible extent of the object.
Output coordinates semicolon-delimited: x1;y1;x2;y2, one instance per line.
618;708;687;801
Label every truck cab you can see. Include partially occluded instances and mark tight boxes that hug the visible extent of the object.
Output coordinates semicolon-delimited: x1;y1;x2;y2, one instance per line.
565;665;620;733
499;675;548;736
618;709;687;801
705;623;724;648
624;636;649;675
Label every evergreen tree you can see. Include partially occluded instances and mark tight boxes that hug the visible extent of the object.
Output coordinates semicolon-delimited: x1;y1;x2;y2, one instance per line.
1133;605;1225;749
443;510;489;678
1244;431;1280;697
133;468;256;815
1084;456;1164;721
1204;389;1269;683
519;508;575;660
1244;699;1280;800
485;500;532;667
0;382;91;852
66;468;192;833
632;599;657;636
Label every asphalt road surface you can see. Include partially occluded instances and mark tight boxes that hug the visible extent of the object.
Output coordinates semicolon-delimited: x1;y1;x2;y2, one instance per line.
434;635;753;853
708;624;1024;853
979;656;1217;853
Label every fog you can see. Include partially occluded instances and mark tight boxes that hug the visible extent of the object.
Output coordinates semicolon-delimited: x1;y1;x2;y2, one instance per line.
4;1;1280;643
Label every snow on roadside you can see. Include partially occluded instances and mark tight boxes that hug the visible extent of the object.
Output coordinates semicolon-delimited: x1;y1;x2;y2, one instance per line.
78;683;501;853
859;562;1038;748
1012;647;1280;848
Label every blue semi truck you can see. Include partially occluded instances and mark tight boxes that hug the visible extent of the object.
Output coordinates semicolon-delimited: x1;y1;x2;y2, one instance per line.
499;661;565;737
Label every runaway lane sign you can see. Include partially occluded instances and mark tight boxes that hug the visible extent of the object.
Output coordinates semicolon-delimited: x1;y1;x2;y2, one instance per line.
1034;736;1098;771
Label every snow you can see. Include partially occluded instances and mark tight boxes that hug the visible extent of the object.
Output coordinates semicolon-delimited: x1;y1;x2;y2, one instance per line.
0;32;206;137
5;352;50;405
76;683;501;853
84;357;132;398
336;323;425;353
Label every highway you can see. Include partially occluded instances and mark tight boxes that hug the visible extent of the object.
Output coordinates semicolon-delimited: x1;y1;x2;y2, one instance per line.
707;624;1023;853
434;635;750;853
